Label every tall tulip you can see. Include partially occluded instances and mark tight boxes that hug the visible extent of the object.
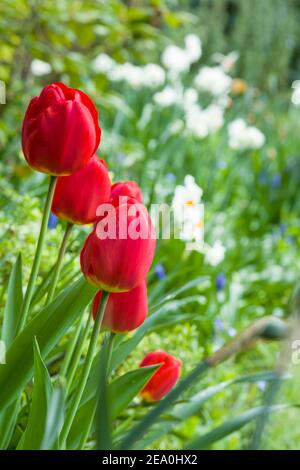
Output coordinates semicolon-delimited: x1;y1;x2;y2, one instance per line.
92;281;147;333
139;351;181;402
81;198;156;292
110;181;142;203
52;155;111;225
22;82;101;175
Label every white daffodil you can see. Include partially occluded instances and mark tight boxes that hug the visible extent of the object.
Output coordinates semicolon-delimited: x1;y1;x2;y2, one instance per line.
195;66;232;97
228;118;265;150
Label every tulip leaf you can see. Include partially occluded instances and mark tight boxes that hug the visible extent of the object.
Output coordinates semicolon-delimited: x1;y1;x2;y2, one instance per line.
1;253;23;348
41;381;65;450
0;277;96;412
18;337;53;449
135;371;280;448
185;404;292;449
67;365;159;449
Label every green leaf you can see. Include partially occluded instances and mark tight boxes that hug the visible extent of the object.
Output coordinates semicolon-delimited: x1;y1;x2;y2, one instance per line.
41;381;65;450
18;337;53;449
1;253;23;348
185;404;291;449
135;371;279;448
67;365;159;449
0;277;96;412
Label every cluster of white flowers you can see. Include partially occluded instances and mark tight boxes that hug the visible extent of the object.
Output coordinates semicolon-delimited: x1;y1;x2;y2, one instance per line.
185;103;224;139
93;53;166;89
162;34;202;76
291;80;300;106
172;175;204;246
194;66;232;97
228;119;265;150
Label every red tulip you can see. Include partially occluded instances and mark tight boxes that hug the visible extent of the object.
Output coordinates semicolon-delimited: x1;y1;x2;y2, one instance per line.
110;181;142;203
22;82;101;175
92;281;147;332
80;198;156;292
51;155;111;225
139;351;181;402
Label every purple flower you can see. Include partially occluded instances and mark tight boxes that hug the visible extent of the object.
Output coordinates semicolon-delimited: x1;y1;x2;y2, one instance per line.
216;273;226;291
272;174;281;188
214;318;225;332
48;212;58;230
166;173;176;183
154;264;166;280
259;169;268;185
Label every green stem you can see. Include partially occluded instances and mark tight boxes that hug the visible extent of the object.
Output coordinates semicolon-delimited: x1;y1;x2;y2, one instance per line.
60;314;85;379
79;332;116;449
66;313;93;395
59;291;110;449
46;222;73;304
17;175;57;333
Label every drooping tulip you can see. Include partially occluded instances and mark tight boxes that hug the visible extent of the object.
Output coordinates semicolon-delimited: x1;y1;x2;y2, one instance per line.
51;155;111;225
110;181;142;203
92;281;147;332
139;350;181;402
80;198;156;292
22;82;101;175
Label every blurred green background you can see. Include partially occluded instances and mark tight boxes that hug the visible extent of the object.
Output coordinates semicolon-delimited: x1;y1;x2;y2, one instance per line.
1;0;300;450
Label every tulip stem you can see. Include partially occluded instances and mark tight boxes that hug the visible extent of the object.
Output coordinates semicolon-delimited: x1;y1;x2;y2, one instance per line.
60;313;85;379
17;175;57;333
66;313;93;395
79;332;116;449
46;222;73;304
59;291;110;449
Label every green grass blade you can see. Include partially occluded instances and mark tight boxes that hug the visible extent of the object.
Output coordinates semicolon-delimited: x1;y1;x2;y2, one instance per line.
1;253;23;348
185;404;290;449
41;381;65;450
19;338;53;450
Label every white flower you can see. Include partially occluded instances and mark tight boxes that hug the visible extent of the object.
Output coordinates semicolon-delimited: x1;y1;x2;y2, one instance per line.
184;34;202;63
205;240;226;266
291;80;300;106
212;51;239;72
93;53;115;73
194;66;232;96
154;86;179;107
162;45;190;75
110;63;145;88
143;64;166;88
172;175;203;237
182;88;198;110
228;118;265;150
185;104;224;139
30;59;51;76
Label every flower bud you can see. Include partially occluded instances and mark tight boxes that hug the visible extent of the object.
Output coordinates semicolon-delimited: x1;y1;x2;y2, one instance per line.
80;199;156;292
92;281;147;332
110;181;142;203
139;350;181;402
52;155;110;225
22;82;101;175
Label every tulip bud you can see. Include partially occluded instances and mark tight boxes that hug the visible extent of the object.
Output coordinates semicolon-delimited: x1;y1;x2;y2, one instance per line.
51;155;111;225
80;199;156;292
139;351;181;402
92;281;147;333
22;82;101;175
110;181;142;203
